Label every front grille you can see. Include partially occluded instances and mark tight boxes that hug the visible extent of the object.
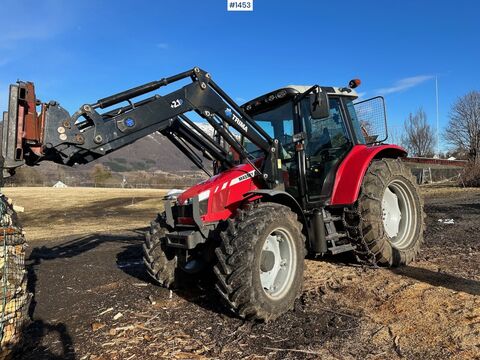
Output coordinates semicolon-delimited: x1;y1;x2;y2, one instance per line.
172;204;193;219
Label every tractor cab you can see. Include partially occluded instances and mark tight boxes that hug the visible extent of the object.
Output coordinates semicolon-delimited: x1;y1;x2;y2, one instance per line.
242;84;388;206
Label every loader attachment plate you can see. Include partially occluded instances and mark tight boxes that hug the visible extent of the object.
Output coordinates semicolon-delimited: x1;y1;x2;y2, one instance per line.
1;82;44;178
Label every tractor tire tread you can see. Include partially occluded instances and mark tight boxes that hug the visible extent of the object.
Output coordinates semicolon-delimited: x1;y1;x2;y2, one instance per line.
352;158;425;267
213;203;305;321
142;214;177;288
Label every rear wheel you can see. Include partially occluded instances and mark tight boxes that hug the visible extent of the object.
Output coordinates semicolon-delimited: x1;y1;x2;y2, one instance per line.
353;158;425;266
214;203;305;321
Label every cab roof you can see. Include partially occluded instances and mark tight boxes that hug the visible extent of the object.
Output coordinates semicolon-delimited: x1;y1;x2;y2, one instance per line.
242;85;358;113
285;85;359;98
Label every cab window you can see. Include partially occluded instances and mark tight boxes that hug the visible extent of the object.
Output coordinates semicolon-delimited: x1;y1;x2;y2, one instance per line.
244;100;295;159
345;99;366;144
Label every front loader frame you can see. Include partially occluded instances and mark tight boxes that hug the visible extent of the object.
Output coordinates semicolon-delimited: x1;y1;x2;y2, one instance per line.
2;67;282;188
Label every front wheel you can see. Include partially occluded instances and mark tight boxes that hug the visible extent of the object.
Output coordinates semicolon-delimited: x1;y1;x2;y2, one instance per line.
353;158;425;266
214;203;305;321
142;215;178;288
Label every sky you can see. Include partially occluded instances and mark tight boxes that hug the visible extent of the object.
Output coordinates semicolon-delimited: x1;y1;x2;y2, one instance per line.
0;0;479;151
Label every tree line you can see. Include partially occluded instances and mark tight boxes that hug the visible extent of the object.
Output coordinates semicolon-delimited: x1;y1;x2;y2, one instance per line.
401;91;480;164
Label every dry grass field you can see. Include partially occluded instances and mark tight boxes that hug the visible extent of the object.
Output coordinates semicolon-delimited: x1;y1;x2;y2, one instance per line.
0;186;478;359
2;187;167;240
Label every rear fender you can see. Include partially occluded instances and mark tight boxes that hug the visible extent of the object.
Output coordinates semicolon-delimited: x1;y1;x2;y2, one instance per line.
330;144;407;206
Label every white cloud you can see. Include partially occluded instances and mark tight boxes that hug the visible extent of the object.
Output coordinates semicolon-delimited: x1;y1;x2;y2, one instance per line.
155;43;169;49
376;75;434;95
356;92;366;99
235;97;246;103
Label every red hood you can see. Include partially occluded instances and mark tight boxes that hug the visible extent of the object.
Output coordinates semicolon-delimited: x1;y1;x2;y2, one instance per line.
177;163;257;204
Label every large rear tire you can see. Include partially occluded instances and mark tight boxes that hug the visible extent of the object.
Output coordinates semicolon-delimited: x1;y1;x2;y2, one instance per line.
214;203;305;321
352;158;425;266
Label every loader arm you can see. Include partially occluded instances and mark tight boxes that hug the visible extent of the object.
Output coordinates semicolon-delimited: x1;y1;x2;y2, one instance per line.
1;67;281;187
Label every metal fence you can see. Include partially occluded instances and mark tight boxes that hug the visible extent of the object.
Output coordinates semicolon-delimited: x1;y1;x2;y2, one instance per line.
1;182;193;189
354;96;388;144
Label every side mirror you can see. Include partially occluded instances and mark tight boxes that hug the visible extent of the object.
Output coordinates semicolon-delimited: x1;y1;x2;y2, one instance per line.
310;90;330;119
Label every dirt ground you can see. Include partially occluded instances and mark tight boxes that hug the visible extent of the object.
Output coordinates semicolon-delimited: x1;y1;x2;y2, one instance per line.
2;186;479;360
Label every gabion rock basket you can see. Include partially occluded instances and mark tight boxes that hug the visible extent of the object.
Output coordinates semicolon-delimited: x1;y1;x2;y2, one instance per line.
0;195;28;360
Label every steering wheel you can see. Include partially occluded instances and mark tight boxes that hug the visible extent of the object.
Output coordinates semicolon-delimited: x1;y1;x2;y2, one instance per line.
308;146;346;173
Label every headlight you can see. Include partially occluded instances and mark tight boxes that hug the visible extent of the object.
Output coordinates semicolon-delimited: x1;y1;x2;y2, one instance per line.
165;188;185;200
198;189;210;215
199;199;208;215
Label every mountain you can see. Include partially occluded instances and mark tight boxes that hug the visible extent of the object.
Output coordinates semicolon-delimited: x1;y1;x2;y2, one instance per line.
99;132;197;172
98;122;215;172
1;120;219;186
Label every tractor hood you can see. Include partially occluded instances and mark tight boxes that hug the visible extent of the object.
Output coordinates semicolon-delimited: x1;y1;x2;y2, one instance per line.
178;163;258;205
177;163;261;222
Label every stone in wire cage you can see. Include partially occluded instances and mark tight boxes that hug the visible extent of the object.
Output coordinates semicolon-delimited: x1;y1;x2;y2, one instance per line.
0;196;28;360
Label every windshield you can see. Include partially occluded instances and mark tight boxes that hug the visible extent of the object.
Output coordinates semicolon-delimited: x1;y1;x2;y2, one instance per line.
244;101;295;159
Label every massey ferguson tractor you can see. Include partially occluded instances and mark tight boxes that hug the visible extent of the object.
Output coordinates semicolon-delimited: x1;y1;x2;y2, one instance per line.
1;67;424;322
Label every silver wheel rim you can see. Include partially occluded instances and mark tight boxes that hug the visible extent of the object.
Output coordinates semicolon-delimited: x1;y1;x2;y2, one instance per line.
259;227;296;299
381;179;417;249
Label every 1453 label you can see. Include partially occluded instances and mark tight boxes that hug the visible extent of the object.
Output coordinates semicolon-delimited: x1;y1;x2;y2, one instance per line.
227;0;253;11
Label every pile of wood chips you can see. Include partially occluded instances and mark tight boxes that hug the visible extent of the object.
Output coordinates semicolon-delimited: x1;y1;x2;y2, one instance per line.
85;310;213;360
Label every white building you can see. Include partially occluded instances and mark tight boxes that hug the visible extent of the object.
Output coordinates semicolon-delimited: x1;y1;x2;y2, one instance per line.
53;181;68;188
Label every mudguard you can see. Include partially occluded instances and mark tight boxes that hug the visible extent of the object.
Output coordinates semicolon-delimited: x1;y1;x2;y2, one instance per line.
246;189;308;230
330;144;407;206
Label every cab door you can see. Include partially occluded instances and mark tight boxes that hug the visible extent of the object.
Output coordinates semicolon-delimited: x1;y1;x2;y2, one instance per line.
301;97;352;202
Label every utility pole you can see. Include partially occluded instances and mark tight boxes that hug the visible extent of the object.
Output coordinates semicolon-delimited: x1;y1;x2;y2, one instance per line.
435;76;440;157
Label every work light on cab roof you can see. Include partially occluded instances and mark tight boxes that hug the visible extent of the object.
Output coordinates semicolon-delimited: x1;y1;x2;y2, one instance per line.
349;78;361;89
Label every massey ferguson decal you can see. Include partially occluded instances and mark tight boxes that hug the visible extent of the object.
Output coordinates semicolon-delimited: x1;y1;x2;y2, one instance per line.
212;170;256;194
230;170;255;186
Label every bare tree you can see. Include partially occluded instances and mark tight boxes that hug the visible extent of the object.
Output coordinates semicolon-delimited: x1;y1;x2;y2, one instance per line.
90;164;112;186
388;125;403;147
401;108;435;157
9;167;44;186
445;91;480;164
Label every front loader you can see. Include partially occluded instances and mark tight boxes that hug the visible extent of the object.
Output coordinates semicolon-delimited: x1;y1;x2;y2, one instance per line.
1;68;425;321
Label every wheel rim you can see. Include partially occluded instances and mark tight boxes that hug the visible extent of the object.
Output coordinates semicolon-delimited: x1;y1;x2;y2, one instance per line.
259;228;296;299
381;179;417;249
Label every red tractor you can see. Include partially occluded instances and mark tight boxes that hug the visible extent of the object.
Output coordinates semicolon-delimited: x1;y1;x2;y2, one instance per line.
2;68;424;321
